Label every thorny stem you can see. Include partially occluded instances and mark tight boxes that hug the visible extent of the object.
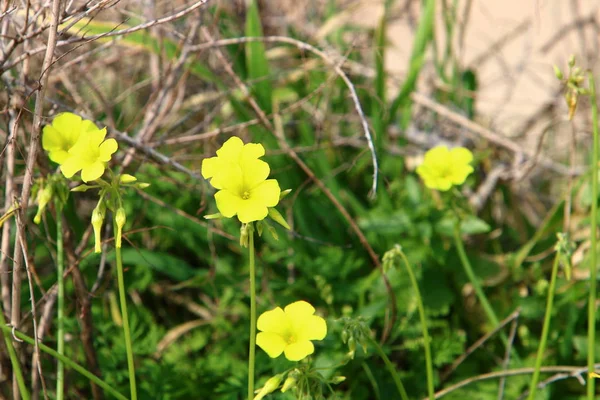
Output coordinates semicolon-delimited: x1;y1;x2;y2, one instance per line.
527;253;560;400
115;242;138;400
247;227;257;400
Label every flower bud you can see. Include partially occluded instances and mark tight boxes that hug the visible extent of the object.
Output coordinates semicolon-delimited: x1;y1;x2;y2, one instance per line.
330;376;346;384
71;184;93;192
119;174;137;184
34;185;53;224
254;374;283;400
91;204;106;253
135;182;150;189
553;65;563;80
281;376;296;393
115;207;126;248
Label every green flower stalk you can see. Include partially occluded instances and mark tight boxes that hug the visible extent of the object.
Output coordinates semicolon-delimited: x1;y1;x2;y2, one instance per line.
201;137;290;400
56;202;65;400
91;202;106;254
527;250;560;400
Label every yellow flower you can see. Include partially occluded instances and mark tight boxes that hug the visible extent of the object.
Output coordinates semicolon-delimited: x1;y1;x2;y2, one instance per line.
416;145;474;191
256;301;327;362
60;127;118;182
202;137;281;223
42;112;101;164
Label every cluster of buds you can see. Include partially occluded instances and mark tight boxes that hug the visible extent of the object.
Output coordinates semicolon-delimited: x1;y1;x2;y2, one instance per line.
254;368;345;400
554;55;589;120
340;316;371;360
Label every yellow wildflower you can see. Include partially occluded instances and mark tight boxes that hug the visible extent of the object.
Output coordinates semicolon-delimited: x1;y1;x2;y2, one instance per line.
256;301;327;362
60;127;118;182
416;145;474;191
42;113;101;164
202;137;281;223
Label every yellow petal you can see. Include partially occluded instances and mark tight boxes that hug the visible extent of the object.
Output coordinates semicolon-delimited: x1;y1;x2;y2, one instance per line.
257;307;289;335
250;179;280;208
48;150;70;164
218;163;244;193
449;164;474;185
89;127;107;148
201;157;218;179
295;315;327;342
52;112;82;141
283;340;314;361
449;147;473;165
256;332;286;358
423;146;450;164
81;161;105;182
216;136;243;160
214;189;243;218
284;300;315;316
240;143;265;162
98;138;118;162
80;119;100;133
243;159;270;189
236;197;269;223
60;156;82;178
42;125;61;151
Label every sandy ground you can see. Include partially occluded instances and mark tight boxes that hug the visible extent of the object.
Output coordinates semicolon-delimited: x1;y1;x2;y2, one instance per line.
271;0;600;160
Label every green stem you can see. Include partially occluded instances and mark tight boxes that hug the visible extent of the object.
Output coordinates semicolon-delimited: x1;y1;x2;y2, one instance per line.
527;252;560;400
453;222;499;327
56;209;65;400
398;250;435;399
588;72;598;399
0;304;29;400
247;228;256;400
0;324;127;400
369;336;410;400
115;243;137;400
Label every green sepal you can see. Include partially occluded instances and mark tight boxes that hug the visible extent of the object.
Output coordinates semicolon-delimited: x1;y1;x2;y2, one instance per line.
268;208;290;230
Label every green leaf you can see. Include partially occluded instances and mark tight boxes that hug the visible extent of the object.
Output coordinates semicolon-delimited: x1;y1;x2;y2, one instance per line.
245;0;272;112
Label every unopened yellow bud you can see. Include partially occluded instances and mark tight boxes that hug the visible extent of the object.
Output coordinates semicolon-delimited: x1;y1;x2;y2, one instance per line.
34;186;53;224
115;207;126;248
119;174;137;184
91;204;106;253
330;376;346;384
254;374;283;400
280;376;296;393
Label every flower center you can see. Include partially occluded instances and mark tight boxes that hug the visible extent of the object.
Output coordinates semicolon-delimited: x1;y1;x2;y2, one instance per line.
241;190;251;200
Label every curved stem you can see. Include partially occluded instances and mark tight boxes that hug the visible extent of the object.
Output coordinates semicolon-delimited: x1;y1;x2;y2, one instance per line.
0;301;29;400
56;210;65;400
398;250;435;399
115;243;137;400
588;72;598;400
369;335;410;400
0;324;127;400
247;227;256;400
527;253;560;400
453;222;499;327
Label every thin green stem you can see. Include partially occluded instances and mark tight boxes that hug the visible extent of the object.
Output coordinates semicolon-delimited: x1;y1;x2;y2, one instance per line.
0;303;29;400
527;253;560;400
56;209;65;400
0;324;127;400
453;222;499;327
115;243;137;400
588;72;598;399
247;228;256;400
369;336;410;400
398;250;435;399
